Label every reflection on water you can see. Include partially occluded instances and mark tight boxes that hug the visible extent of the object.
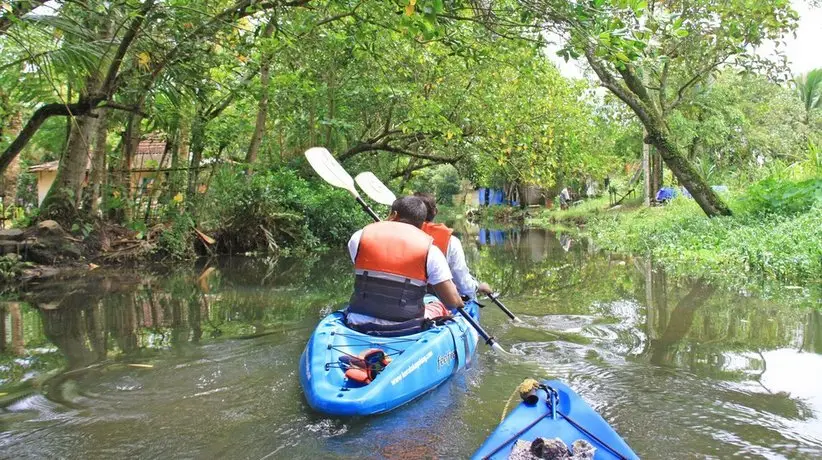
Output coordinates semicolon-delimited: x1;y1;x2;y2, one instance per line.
1;229;820;458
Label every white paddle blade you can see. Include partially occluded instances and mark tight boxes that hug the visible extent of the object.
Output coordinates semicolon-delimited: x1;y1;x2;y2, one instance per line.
304;147;358;196
491;342;511;355
354;172;397;206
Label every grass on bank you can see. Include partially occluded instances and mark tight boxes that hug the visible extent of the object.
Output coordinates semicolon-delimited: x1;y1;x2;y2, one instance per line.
528;196;642;225
527;178;821;288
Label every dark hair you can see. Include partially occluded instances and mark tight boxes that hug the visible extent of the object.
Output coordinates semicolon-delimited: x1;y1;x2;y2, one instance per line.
413;192;437;222
391;196;427;228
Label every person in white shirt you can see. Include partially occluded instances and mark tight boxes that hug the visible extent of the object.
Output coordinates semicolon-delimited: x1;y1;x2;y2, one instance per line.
346;196;463;335
413;192;493;299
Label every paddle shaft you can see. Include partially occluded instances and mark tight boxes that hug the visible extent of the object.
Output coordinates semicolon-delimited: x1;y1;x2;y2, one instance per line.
355;195;381;222
456;306;497;347
487;294;522;323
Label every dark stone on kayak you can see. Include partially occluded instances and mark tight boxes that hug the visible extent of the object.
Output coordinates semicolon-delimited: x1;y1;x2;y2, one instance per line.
531;437;569;458
508;438;596;460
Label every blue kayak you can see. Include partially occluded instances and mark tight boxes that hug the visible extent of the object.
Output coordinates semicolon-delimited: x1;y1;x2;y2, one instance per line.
473;380;638;460
299;301;480;416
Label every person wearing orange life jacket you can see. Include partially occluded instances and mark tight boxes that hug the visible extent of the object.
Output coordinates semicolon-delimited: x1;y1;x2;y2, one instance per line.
413;192;494;299
345;196;464;336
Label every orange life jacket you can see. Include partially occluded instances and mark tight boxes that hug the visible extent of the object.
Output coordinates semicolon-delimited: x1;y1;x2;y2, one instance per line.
421;222;453;255
348;221;432;323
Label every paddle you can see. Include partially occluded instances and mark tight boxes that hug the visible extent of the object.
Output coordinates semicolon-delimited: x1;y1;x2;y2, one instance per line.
488;293;524;324
304;147;381;221
304;149;508;354
354;172;396;206
356;170;525;326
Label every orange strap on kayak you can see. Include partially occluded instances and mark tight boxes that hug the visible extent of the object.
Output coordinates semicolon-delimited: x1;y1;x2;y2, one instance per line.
342;348;392;385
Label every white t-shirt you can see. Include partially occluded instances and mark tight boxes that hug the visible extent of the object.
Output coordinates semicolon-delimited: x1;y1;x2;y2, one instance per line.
348;229;452;285
444;235;479;297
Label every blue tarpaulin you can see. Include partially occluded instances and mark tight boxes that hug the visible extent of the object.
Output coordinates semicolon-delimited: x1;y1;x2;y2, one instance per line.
479;229;506;246
655;187;678;202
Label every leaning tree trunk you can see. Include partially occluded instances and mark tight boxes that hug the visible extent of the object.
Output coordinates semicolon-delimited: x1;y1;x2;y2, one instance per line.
646;125;731;217
40;108;98;225
1;110;23;208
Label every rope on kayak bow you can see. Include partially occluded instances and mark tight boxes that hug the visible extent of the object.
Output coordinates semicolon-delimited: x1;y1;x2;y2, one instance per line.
500;378;541;422
483;379;630;460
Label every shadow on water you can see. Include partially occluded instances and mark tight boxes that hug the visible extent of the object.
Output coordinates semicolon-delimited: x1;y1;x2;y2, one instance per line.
0;227;820;458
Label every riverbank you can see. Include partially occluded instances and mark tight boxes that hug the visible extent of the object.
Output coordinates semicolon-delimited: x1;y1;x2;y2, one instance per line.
527;181;821;291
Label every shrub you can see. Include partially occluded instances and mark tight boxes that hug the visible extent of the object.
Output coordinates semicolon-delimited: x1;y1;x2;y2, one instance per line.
197;167;369;254
155;213;196;260
588;197;821;287
737;178;822;216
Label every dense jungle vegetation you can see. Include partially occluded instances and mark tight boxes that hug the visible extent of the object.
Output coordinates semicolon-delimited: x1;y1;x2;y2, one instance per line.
0;0;819;280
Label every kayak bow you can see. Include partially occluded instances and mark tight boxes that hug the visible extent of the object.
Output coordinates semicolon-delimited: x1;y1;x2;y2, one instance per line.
472;380;638;460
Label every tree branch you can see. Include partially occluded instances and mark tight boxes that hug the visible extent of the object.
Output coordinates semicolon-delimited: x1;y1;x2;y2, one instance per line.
585;47;655;130
659;60;669;114
615;63;661;119
99;102;148;117
0;99;103;173
668;54;732;111
100;0;156;95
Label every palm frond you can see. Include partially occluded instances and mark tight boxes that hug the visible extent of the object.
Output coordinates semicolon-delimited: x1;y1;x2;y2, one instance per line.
794;68;822;112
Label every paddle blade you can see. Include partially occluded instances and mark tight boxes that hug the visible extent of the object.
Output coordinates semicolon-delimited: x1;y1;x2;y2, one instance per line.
354;172;397;206
305;147;357;196
491;342;510;355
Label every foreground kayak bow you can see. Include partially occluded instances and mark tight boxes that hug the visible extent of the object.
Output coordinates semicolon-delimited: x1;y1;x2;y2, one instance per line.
473;380;639;460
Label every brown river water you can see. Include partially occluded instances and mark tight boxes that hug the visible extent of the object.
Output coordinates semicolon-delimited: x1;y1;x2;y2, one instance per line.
0;227;820;459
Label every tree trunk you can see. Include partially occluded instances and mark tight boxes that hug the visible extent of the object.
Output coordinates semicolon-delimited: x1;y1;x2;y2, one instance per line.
40;108;98;224
122;112;143;202
1;110;23;208
9;302;24;355
652;149;663;198
88;107;108;215
308;104;316;148
186;115;206;202
325;69;336;147
168;116;189;199
642;129;651;206
650;283;716;366
646;126;732;216
245;20;275;170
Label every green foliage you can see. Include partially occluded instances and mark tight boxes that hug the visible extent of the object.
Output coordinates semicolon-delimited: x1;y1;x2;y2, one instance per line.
155;213;196;261
198;167;368;254
529;196;616;225
0;255;24;285
670;73;813;185
406;164;461;204
738;178;822;216
794;68;822;119
587;198;822;287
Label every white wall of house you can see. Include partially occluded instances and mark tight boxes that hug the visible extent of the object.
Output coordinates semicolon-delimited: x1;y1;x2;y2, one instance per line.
36;170;57;205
